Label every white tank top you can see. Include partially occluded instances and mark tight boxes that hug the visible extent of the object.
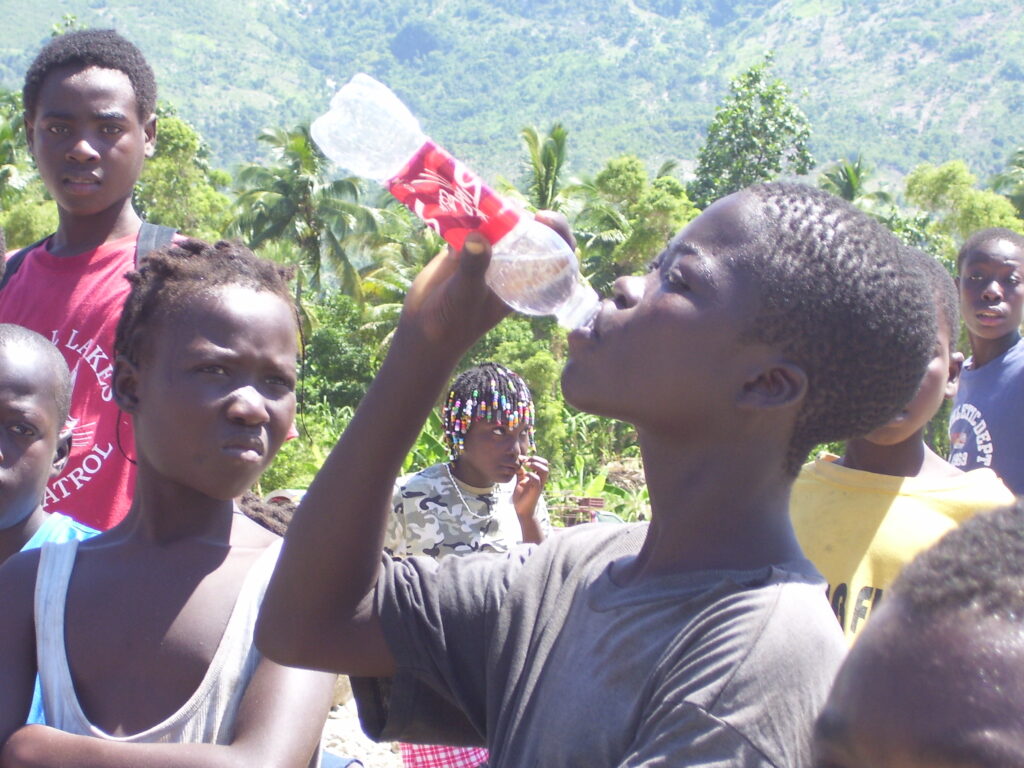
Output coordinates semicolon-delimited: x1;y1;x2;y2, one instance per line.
34;538;281;744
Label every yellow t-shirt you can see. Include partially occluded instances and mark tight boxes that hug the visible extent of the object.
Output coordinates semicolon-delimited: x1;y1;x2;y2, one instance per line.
790;455;1015;644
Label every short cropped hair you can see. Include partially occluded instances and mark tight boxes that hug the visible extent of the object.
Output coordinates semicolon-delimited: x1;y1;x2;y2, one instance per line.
0;323;72;428
23;29;157;121
442;362;535;461
902;247;959;353
742;183;935;474
889;499;1024;622
956;227;1024;271
114;238;296;367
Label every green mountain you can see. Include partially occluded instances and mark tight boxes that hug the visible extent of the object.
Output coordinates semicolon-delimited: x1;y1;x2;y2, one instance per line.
2;0;1021;186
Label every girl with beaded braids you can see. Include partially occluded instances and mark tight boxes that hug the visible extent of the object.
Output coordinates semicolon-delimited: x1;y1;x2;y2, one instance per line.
0;239;339;767
385;362;550;563
385;362;549;768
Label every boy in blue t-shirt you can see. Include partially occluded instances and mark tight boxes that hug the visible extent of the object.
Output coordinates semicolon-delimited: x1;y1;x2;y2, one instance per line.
947;227;1024;493
0;322;97;724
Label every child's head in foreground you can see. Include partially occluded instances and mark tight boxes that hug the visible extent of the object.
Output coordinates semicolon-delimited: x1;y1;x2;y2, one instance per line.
814;499;1024;767
853;247;963;449
562;182;937;475
443;362;535;485
22;29;157;220
956;227;1024;347
0;324;72;531
113;238;299;501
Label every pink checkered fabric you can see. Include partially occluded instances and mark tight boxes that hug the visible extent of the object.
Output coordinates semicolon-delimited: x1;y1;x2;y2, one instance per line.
399;743;489;768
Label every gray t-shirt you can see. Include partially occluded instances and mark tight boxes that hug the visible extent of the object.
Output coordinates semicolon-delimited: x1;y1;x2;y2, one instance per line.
354;523;845;767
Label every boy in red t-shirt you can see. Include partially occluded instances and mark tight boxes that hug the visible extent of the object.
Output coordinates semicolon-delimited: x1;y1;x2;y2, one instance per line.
0;30;172;529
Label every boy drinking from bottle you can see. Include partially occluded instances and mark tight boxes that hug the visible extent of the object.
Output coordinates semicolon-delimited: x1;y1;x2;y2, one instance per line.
258;184;937;767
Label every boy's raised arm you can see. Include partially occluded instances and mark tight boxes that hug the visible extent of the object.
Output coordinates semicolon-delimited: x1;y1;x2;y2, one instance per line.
256;233;512;676
0;660;336;768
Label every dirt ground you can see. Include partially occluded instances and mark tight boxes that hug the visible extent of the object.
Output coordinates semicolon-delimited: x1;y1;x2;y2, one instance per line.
321;679;402;768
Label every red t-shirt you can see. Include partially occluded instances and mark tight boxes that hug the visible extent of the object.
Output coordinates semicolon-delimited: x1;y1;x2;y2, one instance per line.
0;234;138;530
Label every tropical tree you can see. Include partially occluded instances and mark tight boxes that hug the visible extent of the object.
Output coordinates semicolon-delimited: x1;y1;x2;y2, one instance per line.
571;155;698;293
818;155;892;209
134;107;232;240
0;90;57;248
519;123;569;211
905;160;1024;252
0;91;30;207
689;54;814;208
359;203;445;346
992;146;1024;218
231;125;381;300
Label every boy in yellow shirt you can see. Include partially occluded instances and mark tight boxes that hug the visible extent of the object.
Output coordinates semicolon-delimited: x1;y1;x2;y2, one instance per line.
790;247;1014;643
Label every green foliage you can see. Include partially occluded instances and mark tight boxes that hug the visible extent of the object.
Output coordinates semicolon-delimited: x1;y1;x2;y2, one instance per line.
402;410;450;474
3;2;1024;183
905;160;1024;254
875;206;953;264
134;110;232;240
0;89;41;241
0;92;28;205
689;54;814;208
992;146;1024;218
259;400;352;493
50;12;84;36
573;154;698;293
818;155;891;207
300;291;380;411
0;184;57;248
520;123;569;211
231;125;383;300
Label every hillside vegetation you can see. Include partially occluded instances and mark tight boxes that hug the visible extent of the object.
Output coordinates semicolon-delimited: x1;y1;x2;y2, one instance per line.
1;0;1021;183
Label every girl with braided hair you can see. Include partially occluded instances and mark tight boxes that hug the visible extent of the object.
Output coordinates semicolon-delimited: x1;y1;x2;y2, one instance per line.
386;361;550;561
386;363;550;768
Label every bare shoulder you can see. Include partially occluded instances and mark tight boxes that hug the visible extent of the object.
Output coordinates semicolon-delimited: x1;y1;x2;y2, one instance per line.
0;547;41;607
0;548;40;666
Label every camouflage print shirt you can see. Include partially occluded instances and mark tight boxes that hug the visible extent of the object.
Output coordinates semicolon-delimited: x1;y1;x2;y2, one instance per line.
385;463;550;560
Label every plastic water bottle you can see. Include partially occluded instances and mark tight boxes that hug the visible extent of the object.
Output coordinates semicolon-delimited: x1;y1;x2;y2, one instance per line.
310;73;599;330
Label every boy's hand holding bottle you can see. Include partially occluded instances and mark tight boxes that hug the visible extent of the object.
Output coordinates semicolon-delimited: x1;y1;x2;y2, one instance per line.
311;73;595;330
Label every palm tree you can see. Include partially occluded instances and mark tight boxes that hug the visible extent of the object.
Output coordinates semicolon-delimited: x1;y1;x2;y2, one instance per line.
992;146;1024;218
231;125;382;301
520;123;569;211
359;203;445;346
819;155;892;208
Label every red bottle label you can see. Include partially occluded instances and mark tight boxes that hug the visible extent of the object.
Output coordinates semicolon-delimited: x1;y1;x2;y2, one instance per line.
387;141;521;250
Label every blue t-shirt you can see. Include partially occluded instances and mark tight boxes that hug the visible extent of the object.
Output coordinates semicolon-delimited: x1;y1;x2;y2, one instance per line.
19;512;99;724
949;337;1024;494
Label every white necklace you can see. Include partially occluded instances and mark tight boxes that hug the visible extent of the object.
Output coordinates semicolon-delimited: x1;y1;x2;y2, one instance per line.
445;461;476;512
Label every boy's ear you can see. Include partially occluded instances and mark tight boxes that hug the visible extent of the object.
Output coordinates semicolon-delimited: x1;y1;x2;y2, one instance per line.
113;356;141;413
946;350;965;399
143;114;157;158
738;361;808;410
50;430;72;479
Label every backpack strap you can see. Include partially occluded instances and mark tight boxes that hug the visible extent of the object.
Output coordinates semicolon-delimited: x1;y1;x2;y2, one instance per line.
134;222;177;265
0;234;51;293
0;223;176;294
